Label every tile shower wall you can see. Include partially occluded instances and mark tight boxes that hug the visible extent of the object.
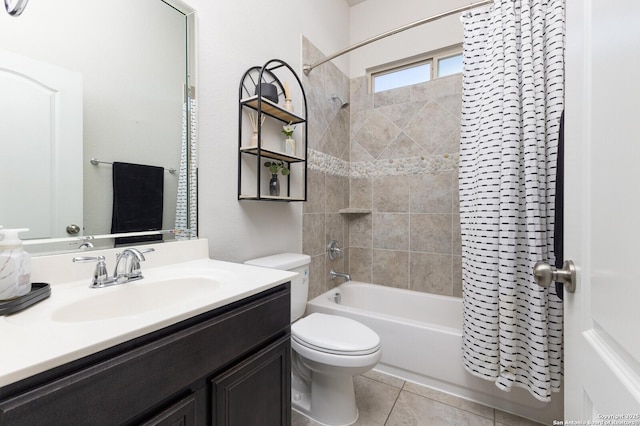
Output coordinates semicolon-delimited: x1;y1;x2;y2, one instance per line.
301;36;463;299
348;74;463;297
301;37;351;299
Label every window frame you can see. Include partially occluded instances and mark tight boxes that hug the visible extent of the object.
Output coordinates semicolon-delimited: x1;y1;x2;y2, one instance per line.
368;44;462;93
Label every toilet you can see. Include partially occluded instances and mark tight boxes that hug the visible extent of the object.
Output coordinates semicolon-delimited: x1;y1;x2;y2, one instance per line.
244;253;381;426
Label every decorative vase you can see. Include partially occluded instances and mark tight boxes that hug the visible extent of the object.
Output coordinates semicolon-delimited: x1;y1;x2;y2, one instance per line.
284;138;295;156
269;174;280;196
283;98;294;112
250;131;258;147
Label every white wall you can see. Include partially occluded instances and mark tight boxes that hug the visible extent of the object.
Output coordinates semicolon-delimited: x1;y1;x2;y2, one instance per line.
182;0;350;262
348;0;472;78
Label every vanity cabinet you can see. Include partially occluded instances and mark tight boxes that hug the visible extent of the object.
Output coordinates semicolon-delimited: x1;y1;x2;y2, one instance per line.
237;59;308;201
0;283;291;426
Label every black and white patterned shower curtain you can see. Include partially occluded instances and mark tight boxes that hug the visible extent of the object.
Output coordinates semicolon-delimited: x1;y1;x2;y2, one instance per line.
459;0;564;402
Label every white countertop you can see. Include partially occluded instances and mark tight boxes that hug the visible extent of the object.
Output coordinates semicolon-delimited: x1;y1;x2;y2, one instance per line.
0;239;295;387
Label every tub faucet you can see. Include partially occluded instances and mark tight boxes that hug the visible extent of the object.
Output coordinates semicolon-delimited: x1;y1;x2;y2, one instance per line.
330;269;351;282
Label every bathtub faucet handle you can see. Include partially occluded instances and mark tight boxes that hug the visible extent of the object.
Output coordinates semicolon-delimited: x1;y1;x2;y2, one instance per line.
327;240;344;260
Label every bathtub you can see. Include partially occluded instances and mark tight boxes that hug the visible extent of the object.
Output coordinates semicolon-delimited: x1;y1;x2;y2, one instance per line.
306;282;563;424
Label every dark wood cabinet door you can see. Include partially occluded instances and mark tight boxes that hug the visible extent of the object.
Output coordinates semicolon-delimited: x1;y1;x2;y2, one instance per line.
211;336;291;426
140;394;197;426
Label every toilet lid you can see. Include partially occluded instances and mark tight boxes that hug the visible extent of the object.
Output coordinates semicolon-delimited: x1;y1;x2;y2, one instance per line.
292;313;381;356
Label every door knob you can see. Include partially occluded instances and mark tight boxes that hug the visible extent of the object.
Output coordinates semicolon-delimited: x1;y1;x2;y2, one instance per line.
533;260;576;293
66;224;80;234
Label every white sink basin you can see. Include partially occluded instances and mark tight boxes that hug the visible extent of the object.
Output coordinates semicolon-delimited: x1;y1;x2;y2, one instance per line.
51;277;221;323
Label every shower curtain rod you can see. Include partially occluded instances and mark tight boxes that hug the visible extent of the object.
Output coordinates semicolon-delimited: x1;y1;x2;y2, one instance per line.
302;0;494;75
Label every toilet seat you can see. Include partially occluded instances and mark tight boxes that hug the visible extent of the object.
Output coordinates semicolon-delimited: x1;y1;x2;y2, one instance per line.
292;313;381;356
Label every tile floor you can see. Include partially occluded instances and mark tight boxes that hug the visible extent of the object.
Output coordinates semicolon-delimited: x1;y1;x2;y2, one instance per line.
291;370;546;426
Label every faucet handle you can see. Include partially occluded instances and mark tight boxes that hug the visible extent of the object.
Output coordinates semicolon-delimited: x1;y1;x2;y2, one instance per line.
327;240;344;260
73;255;110;287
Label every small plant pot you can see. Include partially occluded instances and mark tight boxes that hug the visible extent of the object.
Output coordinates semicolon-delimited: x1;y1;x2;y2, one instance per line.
269;174;280;196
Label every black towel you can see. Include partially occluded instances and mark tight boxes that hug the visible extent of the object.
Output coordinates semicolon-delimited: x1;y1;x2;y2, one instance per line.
554;112;564;300
111;162;164;246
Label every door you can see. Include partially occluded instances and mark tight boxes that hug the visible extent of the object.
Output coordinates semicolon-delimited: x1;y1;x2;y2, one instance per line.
564;0;640;419
211;336;291;426
0;50;82;239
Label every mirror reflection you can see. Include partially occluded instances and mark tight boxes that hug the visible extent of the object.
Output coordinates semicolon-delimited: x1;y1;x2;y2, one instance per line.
0;0;196;252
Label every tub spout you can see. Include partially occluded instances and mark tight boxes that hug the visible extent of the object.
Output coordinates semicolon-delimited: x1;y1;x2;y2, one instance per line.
330;269;351;282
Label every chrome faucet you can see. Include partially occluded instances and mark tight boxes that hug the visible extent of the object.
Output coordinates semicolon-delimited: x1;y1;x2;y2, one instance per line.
73;247;154;288
330;269;351;282
114;248;151;283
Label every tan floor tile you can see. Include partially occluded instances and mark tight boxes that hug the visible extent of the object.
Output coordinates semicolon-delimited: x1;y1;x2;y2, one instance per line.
402;381;494;420
386;391;493;426
352;375;402;426
362;369;406;389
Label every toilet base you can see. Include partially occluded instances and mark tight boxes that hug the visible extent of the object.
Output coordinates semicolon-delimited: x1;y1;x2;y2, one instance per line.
292;368;359;426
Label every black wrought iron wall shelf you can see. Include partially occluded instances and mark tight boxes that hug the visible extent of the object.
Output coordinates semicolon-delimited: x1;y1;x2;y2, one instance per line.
237;59;308;202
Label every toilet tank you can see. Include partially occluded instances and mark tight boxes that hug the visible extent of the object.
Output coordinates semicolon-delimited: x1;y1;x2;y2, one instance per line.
244;253;310;322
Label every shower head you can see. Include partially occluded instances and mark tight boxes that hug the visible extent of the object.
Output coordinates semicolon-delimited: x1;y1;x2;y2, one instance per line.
330;94;349;109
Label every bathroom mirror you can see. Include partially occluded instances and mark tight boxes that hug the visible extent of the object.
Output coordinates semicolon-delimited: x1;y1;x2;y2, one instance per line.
0;0;197;253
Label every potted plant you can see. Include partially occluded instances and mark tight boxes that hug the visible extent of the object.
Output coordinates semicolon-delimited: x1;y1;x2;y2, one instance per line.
264;161;290;196
281;122;296;155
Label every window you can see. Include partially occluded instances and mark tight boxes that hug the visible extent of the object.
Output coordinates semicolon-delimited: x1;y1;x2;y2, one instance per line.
370;46;463;93
437;53;463;78
373;62;431;93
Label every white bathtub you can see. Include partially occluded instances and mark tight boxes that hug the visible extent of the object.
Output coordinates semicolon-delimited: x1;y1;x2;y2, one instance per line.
306;282;563;424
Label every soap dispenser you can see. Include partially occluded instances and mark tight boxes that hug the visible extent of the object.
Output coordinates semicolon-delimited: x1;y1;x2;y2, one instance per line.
0;228;32;300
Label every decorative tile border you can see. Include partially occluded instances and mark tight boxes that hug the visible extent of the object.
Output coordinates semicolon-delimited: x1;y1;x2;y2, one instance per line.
307;148;459;179
307;149;350;177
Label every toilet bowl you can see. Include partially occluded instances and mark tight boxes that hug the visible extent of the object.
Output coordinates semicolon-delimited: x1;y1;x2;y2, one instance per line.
244;253;382;426
291;312;381;425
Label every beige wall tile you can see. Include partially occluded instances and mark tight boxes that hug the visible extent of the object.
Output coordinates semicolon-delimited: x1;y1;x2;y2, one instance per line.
373;213;409;250
378;132;426;159
353;110;401;159
325;174;348;213
349;247;372;283
304;169;325;214
452;255;463;298
373;175;410;213
410;173;454;214
350;178;372;209
374;86;410;108
409;252;453;295
410;214;453;254
325;213;347;250
308;254;327;300
349;214;372;248
372;249;409;289
350;75;373;114
404;100;459;154
452;214;461;255
303;213;325;257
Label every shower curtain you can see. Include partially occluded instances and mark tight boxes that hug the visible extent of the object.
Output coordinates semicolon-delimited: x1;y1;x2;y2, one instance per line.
175;97;198;238
459;0;564;402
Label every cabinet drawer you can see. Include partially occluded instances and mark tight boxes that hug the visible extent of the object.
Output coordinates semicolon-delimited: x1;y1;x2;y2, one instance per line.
0;285;290;426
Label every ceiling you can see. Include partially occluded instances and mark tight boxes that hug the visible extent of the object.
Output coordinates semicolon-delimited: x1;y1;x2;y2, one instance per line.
345;0;367;6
